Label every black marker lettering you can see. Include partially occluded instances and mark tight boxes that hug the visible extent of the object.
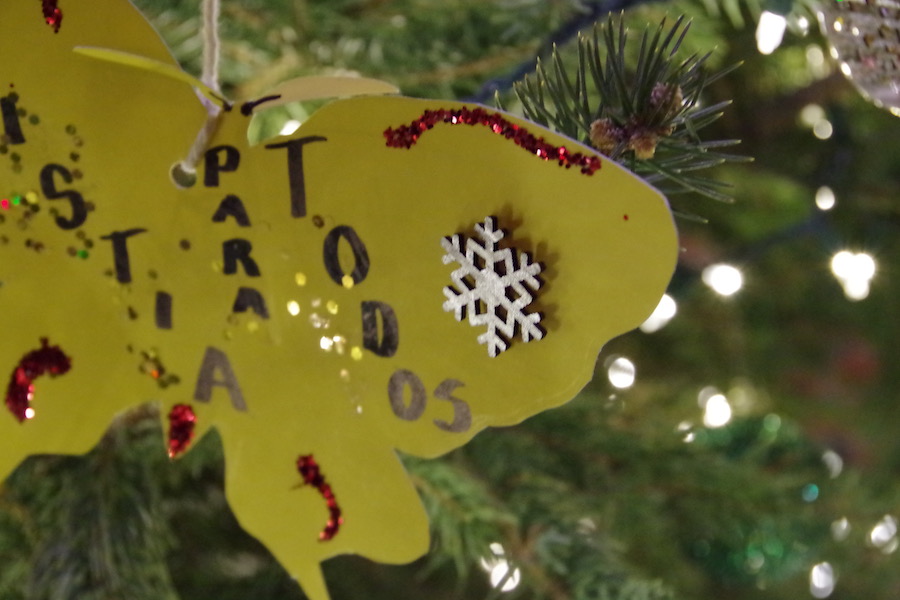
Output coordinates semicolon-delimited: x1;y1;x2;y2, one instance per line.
361;301;399;357
155;291;173;329
433;379;471;433
240;95;281;116
223;238;261;276
1;95;25;145
100;228;147;283
232;287;270;319
204;145;241;187
265;136;327;218
388;369;427;421
193;346;247;412
323;225;370;286
40;164;87;230
212;194;251;226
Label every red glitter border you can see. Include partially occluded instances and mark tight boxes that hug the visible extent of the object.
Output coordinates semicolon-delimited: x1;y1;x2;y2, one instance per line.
41;0;62;33
296;455;343;541
5;338;71;422
167;404;197;458
384;107;601;175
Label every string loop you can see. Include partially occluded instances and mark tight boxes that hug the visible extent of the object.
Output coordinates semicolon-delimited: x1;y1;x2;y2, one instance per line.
173;0;224;187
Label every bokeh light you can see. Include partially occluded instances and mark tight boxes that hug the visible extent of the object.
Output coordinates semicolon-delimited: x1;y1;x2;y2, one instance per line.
831;250;876;301
702;264;744;297
639;293;678;333
815;186;835;211
756;11;787;55
607;357;636;389
810;562;835;598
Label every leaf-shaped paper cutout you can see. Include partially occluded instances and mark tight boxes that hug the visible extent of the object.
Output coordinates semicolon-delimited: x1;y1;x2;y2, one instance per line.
250;76;400;111
73;46;228;107
0;2;678;599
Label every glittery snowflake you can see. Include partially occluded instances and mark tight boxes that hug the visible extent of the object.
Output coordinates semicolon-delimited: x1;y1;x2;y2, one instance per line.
441;217;545;357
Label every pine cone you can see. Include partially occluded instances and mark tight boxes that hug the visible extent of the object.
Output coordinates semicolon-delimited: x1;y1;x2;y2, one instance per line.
650;83;684;119
589;118;625;155
629;129;660;160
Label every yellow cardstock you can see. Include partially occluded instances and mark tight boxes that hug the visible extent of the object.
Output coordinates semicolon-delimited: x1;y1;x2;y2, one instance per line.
0;2;678;598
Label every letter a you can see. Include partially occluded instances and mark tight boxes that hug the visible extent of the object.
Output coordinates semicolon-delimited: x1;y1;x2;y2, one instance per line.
193;347;247;412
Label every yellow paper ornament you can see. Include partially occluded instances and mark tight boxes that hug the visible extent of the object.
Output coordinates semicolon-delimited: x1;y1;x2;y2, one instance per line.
0;2;678;598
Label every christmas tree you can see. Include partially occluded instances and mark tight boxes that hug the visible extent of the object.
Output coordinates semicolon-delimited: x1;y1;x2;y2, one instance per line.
3;0;900;599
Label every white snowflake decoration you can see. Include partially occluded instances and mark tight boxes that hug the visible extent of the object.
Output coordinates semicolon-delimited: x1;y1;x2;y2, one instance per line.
441;217;545;357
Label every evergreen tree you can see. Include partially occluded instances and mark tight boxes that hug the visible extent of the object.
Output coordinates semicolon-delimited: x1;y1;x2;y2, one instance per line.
4;0;900;598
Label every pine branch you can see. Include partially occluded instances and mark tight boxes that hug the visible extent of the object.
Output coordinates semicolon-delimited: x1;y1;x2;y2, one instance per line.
512;15;751;208
11;407;179;600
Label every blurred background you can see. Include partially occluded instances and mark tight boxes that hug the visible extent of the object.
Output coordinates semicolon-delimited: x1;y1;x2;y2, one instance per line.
7;0;900;598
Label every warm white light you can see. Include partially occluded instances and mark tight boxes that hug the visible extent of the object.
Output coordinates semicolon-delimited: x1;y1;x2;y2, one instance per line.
279;119;301;136
607;357;636;389
831;250;876;300
489;560;521;592
697;386;720;407
796;15;810;34
853;253;875;280
805;45;830;77
703;393;732;428
833;19;843;32
639;294;678;333
480;543;522;592
806;45;825;68
677;421;696;443
287;300;301;316
479;543;505;571
869;516;898;553
831;517;851;541
24;407;35;420
756;11;788;55
479;542;506;573
822;449;843;478
830;251;854;279
813;119;834;140
842;278;870;301
702;263;744;296
815;186;835;210
800;104;825;128
840;61;852;77
319;336;334;351
831;251;876;280
810;562;835;598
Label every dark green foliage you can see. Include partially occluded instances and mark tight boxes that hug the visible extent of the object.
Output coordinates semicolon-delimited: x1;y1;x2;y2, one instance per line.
3;408;178;600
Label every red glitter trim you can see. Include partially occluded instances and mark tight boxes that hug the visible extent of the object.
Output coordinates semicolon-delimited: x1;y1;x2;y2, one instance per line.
384;107;602;175
41;0;62;33
167;404;197;458
5;338;71;422
296;455;343;541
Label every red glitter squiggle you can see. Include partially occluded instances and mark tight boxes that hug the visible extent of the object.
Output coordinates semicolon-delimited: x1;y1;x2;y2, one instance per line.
5;338;71;422
41;0;63;33
167;404;197;458
296;455;343;541
384;107;602;175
